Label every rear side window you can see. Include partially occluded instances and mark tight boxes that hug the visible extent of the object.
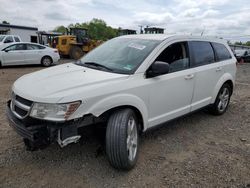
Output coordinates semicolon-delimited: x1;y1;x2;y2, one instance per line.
212;43;232;61
27;44;45;50
189;41;215;67
14;36;20;42
38;45;46;49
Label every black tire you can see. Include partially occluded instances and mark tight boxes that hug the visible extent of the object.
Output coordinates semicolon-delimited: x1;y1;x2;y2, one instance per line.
69;46;84;60
41;56;52;67
209;83;232;115
106;109;139;170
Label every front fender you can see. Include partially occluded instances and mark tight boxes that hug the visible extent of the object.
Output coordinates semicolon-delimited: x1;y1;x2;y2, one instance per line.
86;94;149;131
211;73;235;103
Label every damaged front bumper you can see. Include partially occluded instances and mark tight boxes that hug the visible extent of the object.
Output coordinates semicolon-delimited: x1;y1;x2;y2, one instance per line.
6;100;98;150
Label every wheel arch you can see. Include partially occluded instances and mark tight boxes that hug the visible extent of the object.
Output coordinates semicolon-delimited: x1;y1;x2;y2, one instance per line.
100;105;145;133
211;73;235;103
85;94;149;132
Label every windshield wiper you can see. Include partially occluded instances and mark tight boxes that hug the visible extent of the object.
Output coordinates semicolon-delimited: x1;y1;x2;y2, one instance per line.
82;62;113;72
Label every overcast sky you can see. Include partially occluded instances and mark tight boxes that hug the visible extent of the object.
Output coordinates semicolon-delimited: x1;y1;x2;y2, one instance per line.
1;0;250;41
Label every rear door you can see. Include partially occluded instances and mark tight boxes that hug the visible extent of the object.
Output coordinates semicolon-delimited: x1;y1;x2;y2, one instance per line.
25;44;43;64
2;44;26;65
189;41;225;111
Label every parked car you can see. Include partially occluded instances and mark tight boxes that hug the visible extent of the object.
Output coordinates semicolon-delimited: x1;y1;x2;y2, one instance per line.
0;42;60;67
0;35;21;45
6;35;236;170
235;49;250;62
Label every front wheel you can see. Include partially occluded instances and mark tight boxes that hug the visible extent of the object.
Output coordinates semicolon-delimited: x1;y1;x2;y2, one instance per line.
209;83;232;115
106;109;139;170
69;46;84;60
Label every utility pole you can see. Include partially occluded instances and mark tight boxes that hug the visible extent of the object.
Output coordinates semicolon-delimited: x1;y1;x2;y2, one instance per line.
201;26;206;36
138;25;143;34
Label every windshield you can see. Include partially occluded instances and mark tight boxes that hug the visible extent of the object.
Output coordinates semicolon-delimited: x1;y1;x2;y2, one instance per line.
0;35;6;42
77;38;160;74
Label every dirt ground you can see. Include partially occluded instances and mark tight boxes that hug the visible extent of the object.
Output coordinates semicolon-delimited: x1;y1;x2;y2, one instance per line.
0;60;249;188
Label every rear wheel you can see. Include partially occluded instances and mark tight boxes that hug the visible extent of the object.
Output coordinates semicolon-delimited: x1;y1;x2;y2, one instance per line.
69;46;84;60
41;56;52;67
106;109;139;170
209;83;231;115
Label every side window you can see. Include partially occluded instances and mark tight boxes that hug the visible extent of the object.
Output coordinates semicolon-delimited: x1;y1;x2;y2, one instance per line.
61;39;67;45
155;42;189;73
4;45;16;51
38;45;46;49
14;36;20;42
189;41;215;67
212;43;232;61
4;36;14;43
15;44;26;50
4;44;26;51
27;44;40;50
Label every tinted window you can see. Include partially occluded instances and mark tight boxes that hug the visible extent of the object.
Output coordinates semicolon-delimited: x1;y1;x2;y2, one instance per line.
212;43;232;61
4;44;26;51
4;36;14;43
14;36;20;42
189;41;215;67
27;44;45;50
156;42;189;73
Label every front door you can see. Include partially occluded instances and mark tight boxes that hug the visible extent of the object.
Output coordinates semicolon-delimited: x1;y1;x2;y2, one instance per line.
146;41;195;127
2;44;26;66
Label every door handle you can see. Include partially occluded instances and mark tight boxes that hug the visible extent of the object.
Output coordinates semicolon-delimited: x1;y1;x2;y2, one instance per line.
185;74;194;80
216;67;222;72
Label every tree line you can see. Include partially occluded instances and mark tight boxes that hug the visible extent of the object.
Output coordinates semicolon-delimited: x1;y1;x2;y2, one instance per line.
233;41;250;47
53;18;119;41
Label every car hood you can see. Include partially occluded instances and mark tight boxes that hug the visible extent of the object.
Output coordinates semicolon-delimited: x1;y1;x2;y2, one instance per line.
13;63;130;103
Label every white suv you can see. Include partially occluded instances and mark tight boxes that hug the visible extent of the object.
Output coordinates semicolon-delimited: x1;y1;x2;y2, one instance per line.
0;35;21;45
6;35;236;170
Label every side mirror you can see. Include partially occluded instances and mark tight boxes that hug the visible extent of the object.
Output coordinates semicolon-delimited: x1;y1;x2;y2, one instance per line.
3;49;10;52
146;61;170;78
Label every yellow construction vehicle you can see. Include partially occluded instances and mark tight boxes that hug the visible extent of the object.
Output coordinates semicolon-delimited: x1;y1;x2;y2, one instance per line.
53;27;102;60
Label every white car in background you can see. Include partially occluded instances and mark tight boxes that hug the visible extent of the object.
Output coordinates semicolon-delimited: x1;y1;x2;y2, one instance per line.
0;42;60;67
0;35;21;45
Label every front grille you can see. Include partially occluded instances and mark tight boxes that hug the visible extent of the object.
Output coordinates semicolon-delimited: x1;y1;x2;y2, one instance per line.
11;93;33;119
16;95;33;106
14;106;27;116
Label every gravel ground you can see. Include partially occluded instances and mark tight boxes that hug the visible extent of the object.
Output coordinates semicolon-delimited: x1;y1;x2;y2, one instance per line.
0;60;249;188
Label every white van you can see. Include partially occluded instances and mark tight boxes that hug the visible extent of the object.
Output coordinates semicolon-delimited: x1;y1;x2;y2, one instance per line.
6;35;236;170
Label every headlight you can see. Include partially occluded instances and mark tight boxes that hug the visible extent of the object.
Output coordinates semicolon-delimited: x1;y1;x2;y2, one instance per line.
30;101;81;121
